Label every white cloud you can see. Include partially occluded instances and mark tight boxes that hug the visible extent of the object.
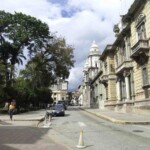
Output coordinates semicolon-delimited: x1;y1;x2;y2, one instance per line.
68;66;84;91
0;0;135;91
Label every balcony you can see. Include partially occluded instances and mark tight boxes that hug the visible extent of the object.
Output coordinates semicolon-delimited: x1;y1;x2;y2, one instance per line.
131;39;149;58
116;60;132;74
101;75;108;83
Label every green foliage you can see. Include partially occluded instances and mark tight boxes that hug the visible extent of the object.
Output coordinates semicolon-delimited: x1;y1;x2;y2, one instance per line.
2;11;50;52
0;10;75;109
0;60;5;84
48;36;75;79
35;87;53;104
0;10;51;87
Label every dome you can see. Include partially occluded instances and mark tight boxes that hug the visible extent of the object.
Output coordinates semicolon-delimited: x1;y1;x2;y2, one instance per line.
90;41;99;52
89;41;101;56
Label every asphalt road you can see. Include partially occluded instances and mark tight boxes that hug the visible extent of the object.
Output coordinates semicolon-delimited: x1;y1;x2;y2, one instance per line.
0;120;68;150
0;107;150;150
44;106;150;150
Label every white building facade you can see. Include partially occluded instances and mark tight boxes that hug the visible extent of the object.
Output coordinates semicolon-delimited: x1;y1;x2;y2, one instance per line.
50;78;68;103
82;41;101;108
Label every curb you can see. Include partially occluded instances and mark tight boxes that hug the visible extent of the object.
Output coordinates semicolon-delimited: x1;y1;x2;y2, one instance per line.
82;109;150;125
0;116;45;127
0;118;44;122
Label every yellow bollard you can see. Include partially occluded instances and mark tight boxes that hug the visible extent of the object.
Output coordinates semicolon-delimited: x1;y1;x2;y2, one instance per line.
76;130;86;149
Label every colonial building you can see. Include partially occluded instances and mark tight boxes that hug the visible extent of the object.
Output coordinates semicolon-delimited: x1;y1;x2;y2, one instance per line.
113;14;134;113
100;45;116;109
82;60;91;108
82;41;101;108
82;0;150;116
112;0;150;115
50;78;68;103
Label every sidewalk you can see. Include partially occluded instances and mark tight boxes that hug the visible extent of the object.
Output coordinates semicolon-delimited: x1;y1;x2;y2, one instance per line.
0;109;46;122
82;108;150;125
0;109;70;150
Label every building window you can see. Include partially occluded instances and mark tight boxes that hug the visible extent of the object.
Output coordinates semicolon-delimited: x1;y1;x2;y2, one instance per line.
142;66;149;86
136;14;146;40
126;36;131;59
137;22;146;40
106;86;108;100
128;74;132;99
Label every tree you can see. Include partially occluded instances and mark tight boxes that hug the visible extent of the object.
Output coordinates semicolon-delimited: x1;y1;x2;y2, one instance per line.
0;11;75;108
45;35;75;80
0;60;6;102
0;11;50;87
14;76;37;109
22;34;75;87
17;35;75;107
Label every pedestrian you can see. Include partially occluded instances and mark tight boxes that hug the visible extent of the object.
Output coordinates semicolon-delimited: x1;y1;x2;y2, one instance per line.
9;102;15;120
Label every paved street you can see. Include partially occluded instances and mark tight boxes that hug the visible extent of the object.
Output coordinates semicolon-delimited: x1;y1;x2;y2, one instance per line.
42;106;150;150
0;126;68;150
0;107;150;150
0;110;69;150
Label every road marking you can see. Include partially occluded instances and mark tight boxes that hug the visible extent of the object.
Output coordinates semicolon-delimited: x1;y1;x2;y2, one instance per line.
78;122;86;127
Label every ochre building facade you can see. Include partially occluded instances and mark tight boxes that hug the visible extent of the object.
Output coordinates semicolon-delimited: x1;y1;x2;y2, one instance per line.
82;0;150;116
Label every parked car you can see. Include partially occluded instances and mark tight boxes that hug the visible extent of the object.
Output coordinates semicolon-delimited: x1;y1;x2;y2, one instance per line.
51;104;65;116
57;100;67;110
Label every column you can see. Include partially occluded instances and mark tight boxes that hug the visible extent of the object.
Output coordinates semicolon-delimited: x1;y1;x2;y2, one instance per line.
116;80;121;102
125;76;130;100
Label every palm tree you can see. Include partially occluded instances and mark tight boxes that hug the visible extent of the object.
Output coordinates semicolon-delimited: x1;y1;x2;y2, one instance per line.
0;42;12;86
9;46;26;86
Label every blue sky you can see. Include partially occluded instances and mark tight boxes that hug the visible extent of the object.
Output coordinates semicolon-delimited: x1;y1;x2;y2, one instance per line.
61;8;80;18
0;0;134;91
49;0;68;6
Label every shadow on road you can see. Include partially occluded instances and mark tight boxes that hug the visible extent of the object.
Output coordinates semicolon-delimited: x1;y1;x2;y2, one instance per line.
0;144;18;150
0;126;50;150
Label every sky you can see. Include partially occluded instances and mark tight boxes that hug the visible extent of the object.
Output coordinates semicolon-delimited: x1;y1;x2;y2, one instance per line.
0;0;134;91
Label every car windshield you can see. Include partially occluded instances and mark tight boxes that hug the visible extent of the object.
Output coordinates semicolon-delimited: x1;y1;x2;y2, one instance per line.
54;104;64;110
58;101;65;104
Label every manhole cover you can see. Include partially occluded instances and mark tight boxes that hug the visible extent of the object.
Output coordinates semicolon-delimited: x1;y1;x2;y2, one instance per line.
133;130;144;132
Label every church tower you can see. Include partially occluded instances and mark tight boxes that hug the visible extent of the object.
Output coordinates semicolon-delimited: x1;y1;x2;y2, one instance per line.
88;41;101;80
82;41;101;108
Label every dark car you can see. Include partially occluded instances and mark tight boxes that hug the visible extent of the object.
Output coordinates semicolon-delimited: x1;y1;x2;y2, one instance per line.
51;104;65;116
57;100;67;110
